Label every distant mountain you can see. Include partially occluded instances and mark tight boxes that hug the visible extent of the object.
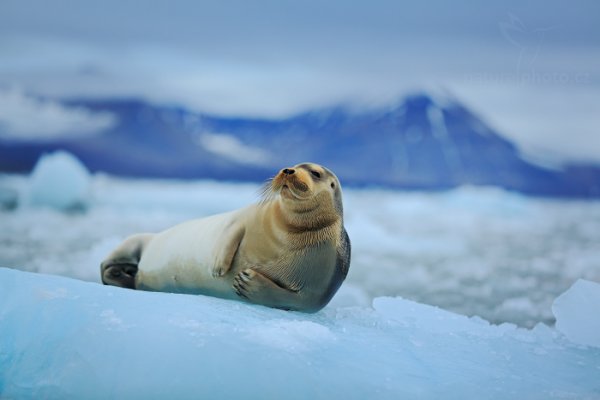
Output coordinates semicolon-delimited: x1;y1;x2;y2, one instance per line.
1;93;599;198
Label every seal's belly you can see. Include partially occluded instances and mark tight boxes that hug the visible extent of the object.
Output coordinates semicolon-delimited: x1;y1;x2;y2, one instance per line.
135;211;240;298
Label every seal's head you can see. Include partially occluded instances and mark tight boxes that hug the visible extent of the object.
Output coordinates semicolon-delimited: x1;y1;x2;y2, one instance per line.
263;163;344;236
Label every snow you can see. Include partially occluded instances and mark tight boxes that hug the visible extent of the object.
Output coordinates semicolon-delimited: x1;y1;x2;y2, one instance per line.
553;279;600;348
26;151;92;210
0;268;599;399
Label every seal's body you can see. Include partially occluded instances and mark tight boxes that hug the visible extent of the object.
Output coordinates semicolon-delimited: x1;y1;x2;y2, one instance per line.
101;163;350;312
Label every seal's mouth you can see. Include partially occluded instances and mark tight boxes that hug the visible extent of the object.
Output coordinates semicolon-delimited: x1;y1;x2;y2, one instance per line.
280;181;303;200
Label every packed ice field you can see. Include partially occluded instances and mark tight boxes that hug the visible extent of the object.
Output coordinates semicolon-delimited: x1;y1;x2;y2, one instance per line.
1;152;600;399
1;152;600;328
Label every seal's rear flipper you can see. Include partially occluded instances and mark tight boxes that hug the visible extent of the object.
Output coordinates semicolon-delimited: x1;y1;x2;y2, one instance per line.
100;233;154;289
101;262;138;288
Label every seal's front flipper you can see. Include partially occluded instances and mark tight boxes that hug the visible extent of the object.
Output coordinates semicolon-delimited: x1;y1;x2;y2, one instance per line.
100;233;153;289
211;222;245;277
233;268;315;311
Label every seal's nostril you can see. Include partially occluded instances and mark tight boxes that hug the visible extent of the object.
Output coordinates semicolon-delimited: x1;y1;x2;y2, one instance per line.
283;168;295;175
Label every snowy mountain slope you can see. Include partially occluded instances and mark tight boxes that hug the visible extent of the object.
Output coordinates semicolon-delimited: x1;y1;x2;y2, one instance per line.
1;94;598;197
0;268;599;399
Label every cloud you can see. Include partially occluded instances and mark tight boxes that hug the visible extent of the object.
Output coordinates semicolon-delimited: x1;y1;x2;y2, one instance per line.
448;81;600;165
0;1;598;162
0;88;117;141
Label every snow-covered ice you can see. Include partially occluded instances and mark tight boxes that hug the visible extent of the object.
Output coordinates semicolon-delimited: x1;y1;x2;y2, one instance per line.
26;150;91;210
0;268;599;399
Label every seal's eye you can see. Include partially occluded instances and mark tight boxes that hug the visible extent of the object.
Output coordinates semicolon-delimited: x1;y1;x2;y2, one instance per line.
331;182;335;189
310;170;321;179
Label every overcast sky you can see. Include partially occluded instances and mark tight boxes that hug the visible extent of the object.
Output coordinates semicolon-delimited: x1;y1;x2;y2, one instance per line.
1;0;599;163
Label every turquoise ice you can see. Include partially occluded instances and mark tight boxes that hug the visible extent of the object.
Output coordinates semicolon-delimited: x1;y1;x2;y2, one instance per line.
0;268;598;399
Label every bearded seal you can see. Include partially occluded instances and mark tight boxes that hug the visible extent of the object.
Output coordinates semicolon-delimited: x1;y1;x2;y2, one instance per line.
100;163;351;312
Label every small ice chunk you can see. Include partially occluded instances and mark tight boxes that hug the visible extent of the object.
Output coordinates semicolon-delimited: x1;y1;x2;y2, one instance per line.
552;279;600;348
27;151;91;210
0;187;18;210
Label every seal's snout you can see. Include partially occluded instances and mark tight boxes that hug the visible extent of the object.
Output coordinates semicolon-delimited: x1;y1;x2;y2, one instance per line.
274;167;310;199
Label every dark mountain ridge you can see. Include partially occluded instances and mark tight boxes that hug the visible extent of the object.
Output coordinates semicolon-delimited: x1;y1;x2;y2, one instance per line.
1;93;598;198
